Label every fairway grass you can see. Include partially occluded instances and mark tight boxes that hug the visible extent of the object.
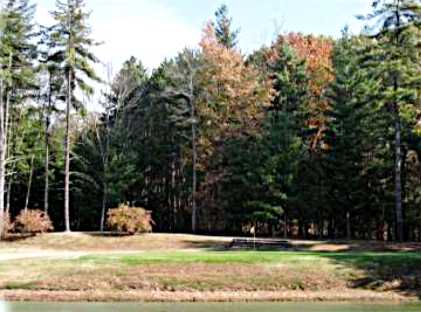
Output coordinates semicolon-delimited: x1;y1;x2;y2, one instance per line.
79;250;421;265
80;250;329;265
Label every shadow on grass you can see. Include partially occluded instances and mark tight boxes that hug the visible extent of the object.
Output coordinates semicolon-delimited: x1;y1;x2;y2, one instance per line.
319;252;421;299
181;238;410;252
86;232;136;237
189;237;421;298
292;240;421;252
84;232;231;249
180;239;229;250
2;233;35;242
182;238;293;251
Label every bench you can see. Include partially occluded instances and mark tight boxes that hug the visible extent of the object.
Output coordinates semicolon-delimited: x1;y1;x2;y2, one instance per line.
227;238;291;250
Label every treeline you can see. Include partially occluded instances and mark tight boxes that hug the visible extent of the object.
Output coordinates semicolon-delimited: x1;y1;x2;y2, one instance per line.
0;0;420;241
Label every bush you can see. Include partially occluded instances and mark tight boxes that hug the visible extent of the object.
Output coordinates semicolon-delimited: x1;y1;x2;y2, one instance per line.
15;210;54;234
107;204;154;234
1;213;13;237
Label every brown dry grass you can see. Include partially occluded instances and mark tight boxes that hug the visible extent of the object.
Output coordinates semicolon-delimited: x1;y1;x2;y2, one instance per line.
0;289;414;303
0;257;346;293
2;232;421;253
0;232;230;251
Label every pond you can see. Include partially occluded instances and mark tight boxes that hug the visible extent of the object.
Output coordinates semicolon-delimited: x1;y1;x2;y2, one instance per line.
2;302;421;312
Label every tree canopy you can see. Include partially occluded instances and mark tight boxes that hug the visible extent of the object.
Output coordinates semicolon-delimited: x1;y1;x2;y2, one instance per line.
0;1;420;241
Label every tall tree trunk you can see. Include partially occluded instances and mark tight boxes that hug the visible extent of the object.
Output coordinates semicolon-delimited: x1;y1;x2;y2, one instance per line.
100;111;110;232
44;75;52;214
394;109;403;241
6;101;24;215
393;0;403;243
190;75;197;234
283;213;288;239
64;68;71;232
24;154;35;211
0;78;5;238
401;146;408;240
5;167;12;216
100;184;107;232
44;131;49;214
64;1;72;232
192;121;197;233
5;122;14;216
100;67;113;232
0;54;12;239
171;156;176;232
0;118;5;238
346;211;351;241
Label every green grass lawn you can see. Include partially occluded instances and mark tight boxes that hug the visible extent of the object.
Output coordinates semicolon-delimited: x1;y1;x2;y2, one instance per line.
81;250;327;265
80;250;421;266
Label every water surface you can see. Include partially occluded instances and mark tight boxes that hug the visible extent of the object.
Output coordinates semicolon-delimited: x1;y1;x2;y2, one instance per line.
3;302;421;312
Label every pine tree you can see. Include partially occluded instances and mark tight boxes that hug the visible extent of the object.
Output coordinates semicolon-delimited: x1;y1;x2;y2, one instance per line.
268;43;308;116
100;58;147;231
0;0;37;238
212;4;239;49
50;0;101;232
39;25;65;214
266;42;309;237
169;49;203;233
360;0;421;241
326;31;376;240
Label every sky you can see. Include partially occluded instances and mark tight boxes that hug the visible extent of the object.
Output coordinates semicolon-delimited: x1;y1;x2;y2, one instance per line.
33;0;372;110
35;0;372;69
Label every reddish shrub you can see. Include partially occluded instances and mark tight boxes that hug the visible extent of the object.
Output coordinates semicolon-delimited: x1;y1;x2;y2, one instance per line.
1;213;13;237
15;209;54;234
107;204;154;235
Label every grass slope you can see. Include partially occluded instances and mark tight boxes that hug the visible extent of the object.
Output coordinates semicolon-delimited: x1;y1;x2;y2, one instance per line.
0;233;420;302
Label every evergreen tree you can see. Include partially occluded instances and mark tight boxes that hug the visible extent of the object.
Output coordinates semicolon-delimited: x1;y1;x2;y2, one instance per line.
360;0;421;241
164;49;203;233
0;0;37;238
326;31;375;239
212;4;239;49
50;0;101;231
39;24;65;214
265;43;308;236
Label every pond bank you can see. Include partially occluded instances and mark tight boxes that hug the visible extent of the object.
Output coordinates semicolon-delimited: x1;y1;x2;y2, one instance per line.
1;234;421;304
0;289;418;303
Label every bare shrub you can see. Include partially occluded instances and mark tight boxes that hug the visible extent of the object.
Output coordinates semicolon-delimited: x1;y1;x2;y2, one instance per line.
107;204;154;235
15;210;54;234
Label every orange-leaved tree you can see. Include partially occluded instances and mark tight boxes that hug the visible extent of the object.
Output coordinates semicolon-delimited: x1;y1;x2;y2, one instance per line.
195;23;274;230
198;23;273;150
279;33;334;151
